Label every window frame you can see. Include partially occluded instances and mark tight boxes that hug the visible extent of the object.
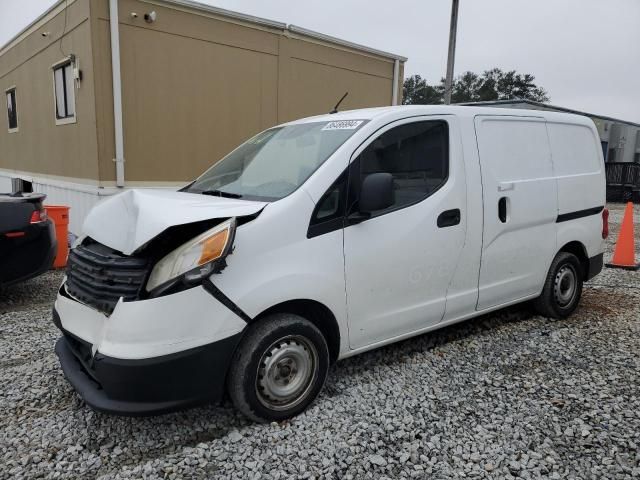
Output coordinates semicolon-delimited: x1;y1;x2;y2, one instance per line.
307;116;451;238
346;117;450;220
52;58;77;125
307;169;349;238
6;86;18;133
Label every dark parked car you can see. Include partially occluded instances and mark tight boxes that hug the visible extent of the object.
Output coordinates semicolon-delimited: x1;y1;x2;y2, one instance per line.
0;193;56;289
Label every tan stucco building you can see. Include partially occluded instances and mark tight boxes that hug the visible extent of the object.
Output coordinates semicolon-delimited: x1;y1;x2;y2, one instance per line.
0;0;406;233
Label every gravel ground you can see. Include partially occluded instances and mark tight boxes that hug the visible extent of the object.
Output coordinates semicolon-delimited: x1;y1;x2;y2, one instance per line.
1;203;639;479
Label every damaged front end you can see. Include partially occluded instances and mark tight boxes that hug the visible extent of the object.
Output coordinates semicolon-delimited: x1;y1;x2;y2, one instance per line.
66;217;239;315
54;189;267;415
65;188;266;313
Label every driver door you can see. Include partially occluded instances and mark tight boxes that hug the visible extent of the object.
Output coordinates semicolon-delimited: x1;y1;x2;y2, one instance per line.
344;117;467;350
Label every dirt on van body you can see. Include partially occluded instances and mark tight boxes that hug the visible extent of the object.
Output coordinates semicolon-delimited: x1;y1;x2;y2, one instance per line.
1;203;639;479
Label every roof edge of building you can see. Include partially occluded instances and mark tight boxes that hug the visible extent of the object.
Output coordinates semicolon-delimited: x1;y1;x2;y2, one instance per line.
286;25;407;62
0;0;70;56
0;0;407;63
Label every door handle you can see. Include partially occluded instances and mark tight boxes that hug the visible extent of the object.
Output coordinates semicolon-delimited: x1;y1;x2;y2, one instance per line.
437;209;461;228
498;197;508;223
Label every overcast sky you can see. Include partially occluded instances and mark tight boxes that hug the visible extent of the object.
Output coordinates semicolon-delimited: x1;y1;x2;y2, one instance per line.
1;0;639;122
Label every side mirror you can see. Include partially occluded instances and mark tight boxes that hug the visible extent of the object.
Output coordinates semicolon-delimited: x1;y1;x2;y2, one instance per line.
359;172;394;214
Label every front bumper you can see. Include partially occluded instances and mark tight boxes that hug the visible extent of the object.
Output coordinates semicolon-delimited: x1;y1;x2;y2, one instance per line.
53;282;248;415
54;319;242;415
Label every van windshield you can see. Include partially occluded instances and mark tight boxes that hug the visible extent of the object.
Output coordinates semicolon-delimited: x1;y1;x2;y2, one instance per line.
184;120;367;201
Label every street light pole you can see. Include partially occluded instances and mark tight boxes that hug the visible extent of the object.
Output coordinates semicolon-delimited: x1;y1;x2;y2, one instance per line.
444;0;460;105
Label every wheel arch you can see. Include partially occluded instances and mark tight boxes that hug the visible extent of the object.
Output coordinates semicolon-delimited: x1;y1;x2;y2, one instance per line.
558;241;589;279
252;299;341;364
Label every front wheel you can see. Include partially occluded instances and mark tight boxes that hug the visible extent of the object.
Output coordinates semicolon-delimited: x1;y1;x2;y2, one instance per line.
227;313;329;422
533;252;583;319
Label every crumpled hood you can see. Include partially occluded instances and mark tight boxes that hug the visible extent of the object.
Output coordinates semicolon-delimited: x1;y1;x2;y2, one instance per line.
82;189;266;255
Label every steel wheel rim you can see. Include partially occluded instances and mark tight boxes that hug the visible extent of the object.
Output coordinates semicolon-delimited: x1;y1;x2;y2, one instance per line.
256;335;318;411
554;264;577;307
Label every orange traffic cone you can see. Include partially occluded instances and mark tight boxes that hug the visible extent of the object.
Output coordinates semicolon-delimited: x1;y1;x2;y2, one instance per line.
606;202;639;270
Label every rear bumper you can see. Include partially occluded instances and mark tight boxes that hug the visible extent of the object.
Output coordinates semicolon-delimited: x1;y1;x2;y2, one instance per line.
0;220;56;287
586;253;604;281
54;308;243;415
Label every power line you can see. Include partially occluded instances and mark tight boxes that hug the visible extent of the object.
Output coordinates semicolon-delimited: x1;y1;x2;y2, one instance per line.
58;0;69;57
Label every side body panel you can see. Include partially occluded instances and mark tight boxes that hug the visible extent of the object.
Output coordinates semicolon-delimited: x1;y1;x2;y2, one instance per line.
213;191;349;354
547;120;606;258
475;116;558;310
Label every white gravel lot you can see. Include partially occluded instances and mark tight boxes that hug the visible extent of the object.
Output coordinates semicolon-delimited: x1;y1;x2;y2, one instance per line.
1;203;639;479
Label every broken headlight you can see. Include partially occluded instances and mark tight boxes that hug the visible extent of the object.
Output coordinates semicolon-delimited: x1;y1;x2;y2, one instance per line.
146;218;236;293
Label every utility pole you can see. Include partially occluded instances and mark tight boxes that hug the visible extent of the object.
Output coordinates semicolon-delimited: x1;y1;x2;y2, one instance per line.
444;0;460;105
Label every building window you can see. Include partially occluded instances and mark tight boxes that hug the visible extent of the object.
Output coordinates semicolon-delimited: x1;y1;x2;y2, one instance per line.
53;60;76;124
6;87;17;132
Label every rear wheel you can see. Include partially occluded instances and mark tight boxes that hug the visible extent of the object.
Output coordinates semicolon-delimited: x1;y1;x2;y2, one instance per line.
533;252;583;319
227;313;329;422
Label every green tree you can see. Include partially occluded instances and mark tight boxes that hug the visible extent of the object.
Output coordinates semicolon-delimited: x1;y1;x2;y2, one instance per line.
402;68;549;105
402;75;444;105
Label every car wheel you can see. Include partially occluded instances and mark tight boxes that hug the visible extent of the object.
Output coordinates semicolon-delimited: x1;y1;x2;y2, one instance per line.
533;252;583;319
227;313;329;422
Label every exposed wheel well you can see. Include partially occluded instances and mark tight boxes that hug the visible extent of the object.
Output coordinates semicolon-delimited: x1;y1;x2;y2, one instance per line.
254;300;341;363
558;241;589;279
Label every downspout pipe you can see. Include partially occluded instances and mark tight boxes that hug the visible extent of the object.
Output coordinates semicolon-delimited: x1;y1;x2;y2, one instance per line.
109;0;125;187
391;59;400;106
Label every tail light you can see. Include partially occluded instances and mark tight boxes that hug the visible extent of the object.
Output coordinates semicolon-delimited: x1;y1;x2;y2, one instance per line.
30;208;48;224
602;208;609;239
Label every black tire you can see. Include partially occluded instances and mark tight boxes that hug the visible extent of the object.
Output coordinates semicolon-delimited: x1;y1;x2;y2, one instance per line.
533;252;583;319
227;313;329;422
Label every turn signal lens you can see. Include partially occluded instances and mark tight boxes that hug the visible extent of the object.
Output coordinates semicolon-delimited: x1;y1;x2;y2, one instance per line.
602;208;609;239
199;228;229;265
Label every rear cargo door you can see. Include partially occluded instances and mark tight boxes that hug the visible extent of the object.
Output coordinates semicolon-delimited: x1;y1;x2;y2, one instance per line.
474;116;557;310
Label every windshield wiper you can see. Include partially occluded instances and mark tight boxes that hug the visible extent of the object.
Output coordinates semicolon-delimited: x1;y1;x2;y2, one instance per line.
201;189;243;199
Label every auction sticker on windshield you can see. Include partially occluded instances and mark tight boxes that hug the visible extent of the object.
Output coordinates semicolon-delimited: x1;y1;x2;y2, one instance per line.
322;120;364;131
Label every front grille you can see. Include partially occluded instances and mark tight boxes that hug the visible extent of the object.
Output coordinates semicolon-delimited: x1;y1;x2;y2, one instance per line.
66;241;150;314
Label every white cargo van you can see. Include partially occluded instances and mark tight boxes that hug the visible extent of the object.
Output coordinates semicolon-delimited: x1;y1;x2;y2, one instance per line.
53;106;607;421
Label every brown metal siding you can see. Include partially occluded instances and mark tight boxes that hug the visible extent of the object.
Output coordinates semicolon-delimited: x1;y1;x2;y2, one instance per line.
278;36;395;123
117;23;279;181
93;0;401;182
0;0;99;181
2;0;403;185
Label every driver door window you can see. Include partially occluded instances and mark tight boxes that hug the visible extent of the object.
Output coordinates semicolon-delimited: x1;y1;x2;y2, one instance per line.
351;120;449;216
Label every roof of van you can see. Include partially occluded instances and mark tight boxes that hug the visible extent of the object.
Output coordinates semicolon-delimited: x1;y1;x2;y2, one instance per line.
288;105;596;126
